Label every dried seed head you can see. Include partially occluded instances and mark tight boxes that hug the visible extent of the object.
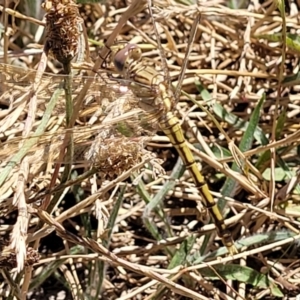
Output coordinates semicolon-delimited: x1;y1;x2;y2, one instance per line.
42;0;83;64
0;246;40;269
89;137;145;179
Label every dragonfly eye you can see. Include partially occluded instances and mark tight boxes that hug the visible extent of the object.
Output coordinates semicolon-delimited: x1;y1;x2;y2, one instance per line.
113;44;142;74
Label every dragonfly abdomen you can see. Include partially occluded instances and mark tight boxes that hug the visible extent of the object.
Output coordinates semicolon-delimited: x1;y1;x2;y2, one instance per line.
160;111;237;254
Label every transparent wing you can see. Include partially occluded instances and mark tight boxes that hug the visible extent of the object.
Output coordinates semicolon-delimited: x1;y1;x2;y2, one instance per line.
0;63;161;171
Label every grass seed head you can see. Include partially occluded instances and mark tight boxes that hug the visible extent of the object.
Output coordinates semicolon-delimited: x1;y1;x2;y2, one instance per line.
91;137;145;178
0;246;40;269
42;0;83;64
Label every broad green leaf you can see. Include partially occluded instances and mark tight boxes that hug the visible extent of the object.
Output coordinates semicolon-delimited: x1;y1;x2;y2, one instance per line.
201;264;283;297
154;235;197;299
286;34;300;52
210;145;232;159
263;167;297;181
168;235;196;269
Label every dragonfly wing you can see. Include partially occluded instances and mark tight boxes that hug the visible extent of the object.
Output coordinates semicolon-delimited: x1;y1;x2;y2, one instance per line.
0;64;158;170
86;86;156;166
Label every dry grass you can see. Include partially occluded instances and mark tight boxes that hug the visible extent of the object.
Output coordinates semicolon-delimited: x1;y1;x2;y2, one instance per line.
1;0;300;299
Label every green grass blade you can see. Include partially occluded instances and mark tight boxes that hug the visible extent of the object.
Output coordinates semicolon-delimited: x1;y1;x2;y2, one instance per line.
89;185;126;299
29;246;85;290
191;230;296;263
153;235;196;299
0;87;63;187
168;235;196;269
220;94;265;199
134;172;163;240
213;102;268;145
142;158;186;239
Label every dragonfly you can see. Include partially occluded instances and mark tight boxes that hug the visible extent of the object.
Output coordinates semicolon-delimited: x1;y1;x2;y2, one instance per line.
113;54;238;254
0;20;237;256
118;4;238;254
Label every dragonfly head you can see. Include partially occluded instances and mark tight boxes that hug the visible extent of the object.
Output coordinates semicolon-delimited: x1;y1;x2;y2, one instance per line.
113;44;142;74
